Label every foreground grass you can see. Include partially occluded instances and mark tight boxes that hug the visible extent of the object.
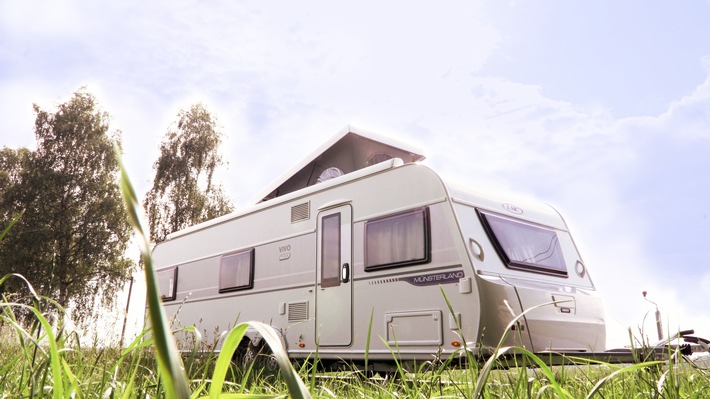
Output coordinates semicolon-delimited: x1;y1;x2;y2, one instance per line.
1;319;710;399
1;147;709;398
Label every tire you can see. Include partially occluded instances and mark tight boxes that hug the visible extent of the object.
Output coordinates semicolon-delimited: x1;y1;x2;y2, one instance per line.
235;339;281;374
253;342;279;373
234;339;256;369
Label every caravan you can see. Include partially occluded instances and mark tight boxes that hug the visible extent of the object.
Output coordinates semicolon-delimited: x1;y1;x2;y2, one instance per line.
152;126;606;368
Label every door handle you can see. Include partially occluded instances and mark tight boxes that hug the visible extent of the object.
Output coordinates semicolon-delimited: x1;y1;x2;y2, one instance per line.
341;263;350;283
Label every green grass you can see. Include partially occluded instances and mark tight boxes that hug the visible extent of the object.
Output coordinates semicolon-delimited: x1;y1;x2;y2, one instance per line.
0;148;708;398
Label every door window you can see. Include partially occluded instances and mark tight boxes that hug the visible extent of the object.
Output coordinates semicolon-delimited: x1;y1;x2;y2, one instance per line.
320;213;341;288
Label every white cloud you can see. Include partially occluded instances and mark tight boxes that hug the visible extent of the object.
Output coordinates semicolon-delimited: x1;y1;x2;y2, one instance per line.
0;1;86;37
212;39;710;348
365;65;710;348
2;1;710;350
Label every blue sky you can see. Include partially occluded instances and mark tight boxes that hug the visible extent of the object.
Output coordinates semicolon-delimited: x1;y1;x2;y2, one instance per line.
1;1;709;347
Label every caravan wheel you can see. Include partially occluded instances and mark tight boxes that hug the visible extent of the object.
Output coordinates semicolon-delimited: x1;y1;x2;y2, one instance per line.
235;339;280;374
261;349;279;372
253;343;279;373
234;339;256;369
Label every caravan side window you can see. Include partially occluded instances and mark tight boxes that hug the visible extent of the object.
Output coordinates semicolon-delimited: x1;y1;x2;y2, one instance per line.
219;248;255;293
365;207;430;271
157;268;178;301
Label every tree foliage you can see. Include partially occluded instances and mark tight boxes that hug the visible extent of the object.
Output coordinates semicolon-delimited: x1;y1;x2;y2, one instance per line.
0;147;30;221
0;89;133;322
144;103;233;243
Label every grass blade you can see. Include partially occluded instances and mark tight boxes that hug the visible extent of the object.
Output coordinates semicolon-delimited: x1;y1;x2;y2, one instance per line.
207;323;249;398
206;321;311;399
473;299;573;399
585;360;664;398
0;303;64;399
0;210;24;241
364;307;374;374
114;145;190;399
244;321;312;399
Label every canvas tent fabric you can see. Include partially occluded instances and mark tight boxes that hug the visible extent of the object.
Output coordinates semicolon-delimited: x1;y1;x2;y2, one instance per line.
253;125;425;203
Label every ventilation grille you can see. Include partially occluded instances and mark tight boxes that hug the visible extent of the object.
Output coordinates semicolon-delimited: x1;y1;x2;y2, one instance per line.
290;202;310;223
369;277;400;285
288;301;309;323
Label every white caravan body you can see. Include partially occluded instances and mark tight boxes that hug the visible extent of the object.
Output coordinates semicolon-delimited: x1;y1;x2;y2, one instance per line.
152;127;606;364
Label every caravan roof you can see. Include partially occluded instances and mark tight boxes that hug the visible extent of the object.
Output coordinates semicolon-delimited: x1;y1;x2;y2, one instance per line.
252;125;425;203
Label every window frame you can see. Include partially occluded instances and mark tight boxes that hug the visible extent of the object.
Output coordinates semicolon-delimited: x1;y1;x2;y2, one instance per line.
364;207;431;272
218;248;256;293
157;267;178;302
477;210;568;277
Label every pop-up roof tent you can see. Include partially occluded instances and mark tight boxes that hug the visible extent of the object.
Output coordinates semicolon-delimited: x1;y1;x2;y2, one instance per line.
254;125;425;203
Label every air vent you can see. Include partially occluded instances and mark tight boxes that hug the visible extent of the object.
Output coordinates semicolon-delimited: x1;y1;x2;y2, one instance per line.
291;202;310;223
288;301;309;322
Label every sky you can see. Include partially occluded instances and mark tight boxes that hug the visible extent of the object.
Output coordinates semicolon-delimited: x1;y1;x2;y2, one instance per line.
1;1;709;349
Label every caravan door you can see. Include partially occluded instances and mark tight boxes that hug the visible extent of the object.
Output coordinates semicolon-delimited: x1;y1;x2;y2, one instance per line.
315;204;353;346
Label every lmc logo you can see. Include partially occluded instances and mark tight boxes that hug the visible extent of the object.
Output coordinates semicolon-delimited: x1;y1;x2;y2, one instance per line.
502;203;523;214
